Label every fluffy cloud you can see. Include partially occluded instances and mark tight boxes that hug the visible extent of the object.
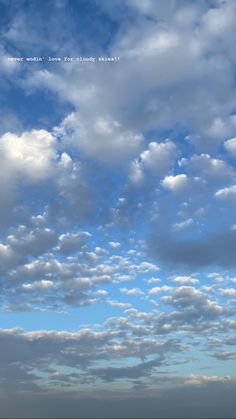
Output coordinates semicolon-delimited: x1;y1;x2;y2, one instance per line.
162;286;223;320
55;112;143;165
215;184;236;198
162;174;188;192
22;0;236;154
0;129;58;226
171;276;199;285
109;241;121;249
224;137;236;156
173;218;194;230
7;225;57;257
181;153;233;180
0;129;56;181
58;231;91;255
149;286;171;295
140;140;178;176
120;287;145;296
220;288;236;296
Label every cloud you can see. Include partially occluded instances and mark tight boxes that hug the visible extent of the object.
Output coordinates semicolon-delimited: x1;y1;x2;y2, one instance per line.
106;299;131;308
0;232;163;310
215;185;236;199
8;225;57;257
162;286;223;320
0;325;182;392
109;241;121;249
22;279;54;291
21;0;236;154
184;374;233;386
0;129;58;226
58;231;91;255
224;137;236;156
162;174;188;192
129;159;145;184
140;140;178;176
55;112;143;165
181;153;234;180
149;286;171;295
120;287;145;296
0;129;56;182
0;324;235;417
173;218;194;230
210;351;236;361
148;229;236;269
171;276;199;285
220;288;236;296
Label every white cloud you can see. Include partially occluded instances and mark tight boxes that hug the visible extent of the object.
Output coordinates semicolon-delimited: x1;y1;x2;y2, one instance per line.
215;185;236;199
106;299;131;308
202;0;235;37
22;280;54;291
162;174;188;192
0;129;56;182
185;153;233;179
173;218;194;230
147;277;161;284
120;287;145;296
96;289;109;296
224;137;236;156
171;276;199;285
220;288;236;296
136;261;159;273
56;112;143;165
23;0;236;157
140;140;178;176
109;241;121;249
0;243;14;265
129;159;144;184
149;286;171;295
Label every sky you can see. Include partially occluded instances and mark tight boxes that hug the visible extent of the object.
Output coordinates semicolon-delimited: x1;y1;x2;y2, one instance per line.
0;0;236;417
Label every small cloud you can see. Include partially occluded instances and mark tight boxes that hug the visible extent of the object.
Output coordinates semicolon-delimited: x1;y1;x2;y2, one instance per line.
149;285;171;295
215;185;236;199
109;241;121;249
106;299;131;308
173;218;194;230
224;137;236;156
146;277;161;284
162;174;188;192
96;289;109;296
171;276;199;284
120;287;145;296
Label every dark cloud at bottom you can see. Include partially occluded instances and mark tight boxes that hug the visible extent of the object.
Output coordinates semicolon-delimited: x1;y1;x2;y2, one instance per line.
1;384;236;418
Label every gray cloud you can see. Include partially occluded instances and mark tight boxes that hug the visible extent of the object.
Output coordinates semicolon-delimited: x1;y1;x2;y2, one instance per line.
148;229;236;270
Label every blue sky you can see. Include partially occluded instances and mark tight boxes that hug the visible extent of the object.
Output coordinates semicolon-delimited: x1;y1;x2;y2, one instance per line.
0;0;236;417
